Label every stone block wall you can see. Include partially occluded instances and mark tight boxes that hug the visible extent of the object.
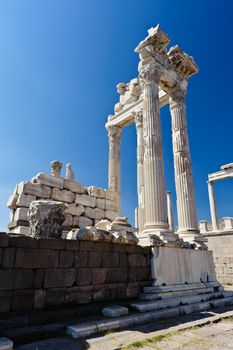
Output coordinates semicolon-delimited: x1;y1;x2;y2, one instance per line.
7;173;119;234
0;233;151;312
204;232;233;285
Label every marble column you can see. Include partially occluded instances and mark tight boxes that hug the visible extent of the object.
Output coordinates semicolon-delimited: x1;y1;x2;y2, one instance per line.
169;89;198;236
139;63;169;234
166;192;174;232
207;181;218;231
106;125;121;213
135;110;144;232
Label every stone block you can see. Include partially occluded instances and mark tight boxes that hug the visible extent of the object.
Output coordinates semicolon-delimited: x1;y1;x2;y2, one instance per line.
59;250;74;267
105;210;118;221
138;266;150;281
105;283;118;300
74;251;88;267
44;268;77;288
34;269;44;288
73;216;93;228
102;306;128;318
64;179;86;194
0;234;9;247
67;322;97;338
117;283;127;299
14;207;29;222
96;198;105;210
85;207;105;220
9;236;38;248
105;190;119;202
9;226;30;236
12;289;34;311
0;291;11;312
75;194;96;208
128;267;138;282
15;248;59;268
119;253;128;267
2;248;15;268
128;253;146;267
88;252;102;267
7;194;18;209
76;268;92;286
16;193;36;208
8;220;29;229
63;214;73;228
51;188;75;203
32;172;64;189
84;207;95;219
34;289;46;309
95;208;105;220
87;186;106;199
18;181;51;198
92;268;107;284
45;288;66;307
0;269;34;290
38;238;65;250
65;204;85;216
106;268;127;283
105;199;118;211
102;252;119;267
0;338;13;350
65;286;93;304
66;239;80;251
126;282;139;298
79;240;96;252
93;242;112;252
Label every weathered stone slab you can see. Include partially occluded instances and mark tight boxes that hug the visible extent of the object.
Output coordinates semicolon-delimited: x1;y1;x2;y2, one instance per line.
9;226;30;235
87;186;106;199
96;198;105;210
15;248;59;268
0;269;34;290
0;337;13;350
63;214;73;227
18;181;51;198
73;216;93;228
7;194;18;209
102;306;128;318
105;199;118;211
105;190;119;202
85;207;105;220
51;188;75;203
75;194;96;208
64;179;86;194
16;193;36;208
65;204;85;216
32;172;64;189
105;210;118;221
14;207;29;222
44;268;77;288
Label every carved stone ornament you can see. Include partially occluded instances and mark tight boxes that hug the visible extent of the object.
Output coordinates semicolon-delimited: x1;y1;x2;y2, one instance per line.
65;163;75;181
169;89;186;110
106;125;121;143
135;110;143;129
28;200;67;238
67;226;114;242
139;62;161;86
51;160;63;177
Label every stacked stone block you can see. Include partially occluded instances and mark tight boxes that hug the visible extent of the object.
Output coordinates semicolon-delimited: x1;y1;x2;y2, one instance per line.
0;233;151;312
7;173;119;234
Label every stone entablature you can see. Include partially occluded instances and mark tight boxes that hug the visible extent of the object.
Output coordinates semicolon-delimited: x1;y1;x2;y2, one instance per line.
0;233;151;312
7;171;119;235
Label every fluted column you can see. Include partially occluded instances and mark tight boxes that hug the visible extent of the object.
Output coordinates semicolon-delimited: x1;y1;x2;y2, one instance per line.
207;181;218;231
135;110;144;232
106;125;121;213
139;63;169;234
169;89;198;235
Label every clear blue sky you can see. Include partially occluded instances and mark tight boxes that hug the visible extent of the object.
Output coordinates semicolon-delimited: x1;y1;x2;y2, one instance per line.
0;0;232;230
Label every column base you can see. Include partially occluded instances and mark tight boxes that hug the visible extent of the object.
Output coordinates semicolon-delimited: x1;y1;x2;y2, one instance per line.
139;225;181;247
177;229;208;250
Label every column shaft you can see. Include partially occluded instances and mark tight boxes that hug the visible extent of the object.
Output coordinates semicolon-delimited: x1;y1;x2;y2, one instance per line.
140;63;169;234
169;90;198;235
166;192;174;232
135;111;144;232
207;181;218;231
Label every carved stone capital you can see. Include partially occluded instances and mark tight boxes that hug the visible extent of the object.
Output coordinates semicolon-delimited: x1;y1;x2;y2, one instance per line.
139;62;161;86
169;89;186;110
106;125;122;143
134;110;143;129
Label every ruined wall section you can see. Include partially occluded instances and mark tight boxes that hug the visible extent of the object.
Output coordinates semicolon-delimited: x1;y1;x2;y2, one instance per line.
7;173;119;235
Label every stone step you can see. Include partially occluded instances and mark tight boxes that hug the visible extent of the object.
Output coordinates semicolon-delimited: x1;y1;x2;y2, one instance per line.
140;287;215;300
143;281;221;294
67;296;233;340
131;292;223;312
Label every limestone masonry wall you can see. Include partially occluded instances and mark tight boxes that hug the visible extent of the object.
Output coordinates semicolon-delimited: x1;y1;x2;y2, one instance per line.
7;172;119;235
0;233;151;312
205;233;233;285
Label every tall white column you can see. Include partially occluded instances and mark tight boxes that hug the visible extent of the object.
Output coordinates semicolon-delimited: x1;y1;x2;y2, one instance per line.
169;89;198;236
135;110;144;232
166;192;174;232
106;125;121;213
207;181;218;231
139;62;169;235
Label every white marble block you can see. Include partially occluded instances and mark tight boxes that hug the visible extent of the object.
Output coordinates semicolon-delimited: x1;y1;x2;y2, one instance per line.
105;190;119;202
105;210;118;221
63;214;73;227
223;217;233;231
73;216;93;228
96;198;105;210
18;181;51;198
14;207;29;222
87;186;106;199
7;194;18;209
32;172;64;189
51;188;75;203
105;199;118;211
75;194;96;208
65;204;85;216
64;179;86;194
16;193;36;208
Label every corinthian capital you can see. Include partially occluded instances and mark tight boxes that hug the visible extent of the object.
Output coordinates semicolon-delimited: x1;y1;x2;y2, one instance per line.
106;125;121;143
134;110;143;129
169;89;186;110
139;62;161;86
